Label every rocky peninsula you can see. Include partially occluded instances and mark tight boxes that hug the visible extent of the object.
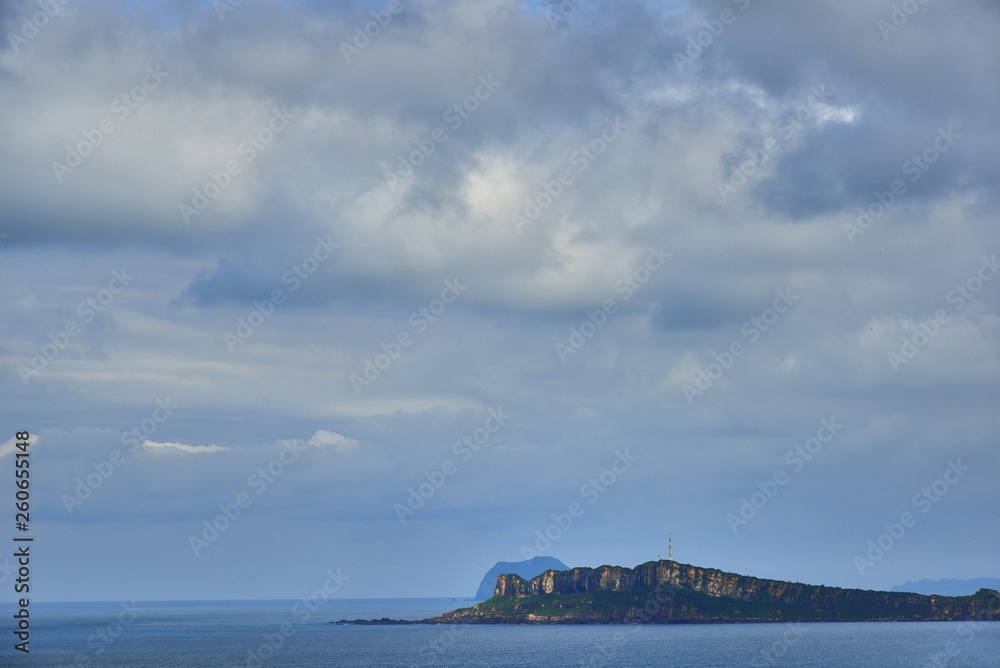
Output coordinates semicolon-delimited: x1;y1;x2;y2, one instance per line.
338;559;1000;625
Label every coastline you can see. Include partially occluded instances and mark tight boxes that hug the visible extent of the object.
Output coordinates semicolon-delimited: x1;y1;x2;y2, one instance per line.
338;559;1000;626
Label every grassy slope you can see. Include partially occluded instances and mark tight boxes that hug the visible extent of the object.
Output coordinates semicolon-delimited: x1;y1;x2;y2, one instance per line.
457;586;987;623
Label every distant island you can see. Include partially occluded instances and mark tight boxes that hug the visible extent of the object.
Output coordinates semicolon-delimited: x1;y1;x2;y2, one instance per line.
893;577;1000;597
475;556;568;600
432;560;1000;623
337;559;1000;625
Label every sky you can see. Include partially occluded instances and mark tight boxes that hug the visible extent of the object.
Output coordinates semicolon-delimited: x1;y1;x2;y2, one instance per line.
0;0;998;602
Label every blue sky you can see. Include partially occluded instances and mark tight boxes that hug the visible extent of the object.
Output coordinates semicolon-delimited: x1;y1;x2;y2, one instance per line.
1;0;998;601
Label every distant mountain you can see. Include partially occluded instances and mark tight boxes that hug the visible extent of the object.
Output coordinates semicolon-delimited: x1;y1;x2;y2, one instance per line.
474;557;568;600
892;577;1000;596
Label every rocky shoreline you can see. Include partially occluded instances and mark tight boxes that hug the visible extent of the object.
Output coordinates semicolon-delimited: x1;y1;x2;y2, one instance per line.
336;559;1000;625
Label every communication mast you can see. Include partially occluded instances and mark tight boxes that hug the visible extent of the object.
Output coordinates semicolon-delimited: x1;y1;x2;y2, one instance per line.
668;532;673;561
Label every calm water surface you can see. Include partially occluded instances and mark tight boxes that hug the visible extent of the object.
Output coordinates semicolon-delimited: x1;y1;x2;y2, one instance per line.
2;599;998;667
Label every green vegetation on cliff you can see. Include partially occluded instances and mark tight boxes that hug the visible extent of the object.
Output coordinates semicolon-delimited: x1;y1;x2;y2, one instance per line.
428;560;1000;624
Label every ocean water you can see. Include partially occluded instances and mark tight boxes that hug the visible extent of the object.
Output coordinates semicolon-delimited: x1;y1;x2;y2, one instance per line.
1;598;998;667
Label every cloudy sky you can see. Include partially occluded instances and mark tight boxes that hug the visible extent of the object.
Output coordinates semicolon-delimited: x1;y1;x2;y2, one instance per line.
1;0;998;602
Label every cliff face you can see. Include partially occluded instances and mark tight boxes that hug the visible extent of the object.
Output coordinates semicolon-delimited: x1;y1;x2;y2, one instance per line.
431;560;1000;624
475;556;568;600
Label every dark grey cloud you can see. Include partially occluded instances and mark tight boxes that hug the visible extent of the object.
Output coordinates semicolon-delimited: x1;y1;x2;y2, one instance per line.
755;118;966;218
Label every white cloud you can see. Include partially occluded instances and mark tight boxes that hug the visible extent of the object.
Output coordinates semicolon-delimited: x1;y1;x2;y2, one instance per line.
307;430;360;452
0;433;39;459
142;440;229;454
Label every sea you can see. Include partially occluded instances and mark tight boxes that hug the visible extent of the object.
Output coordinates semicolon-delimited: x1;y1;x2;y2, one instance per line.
1;598;998;667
